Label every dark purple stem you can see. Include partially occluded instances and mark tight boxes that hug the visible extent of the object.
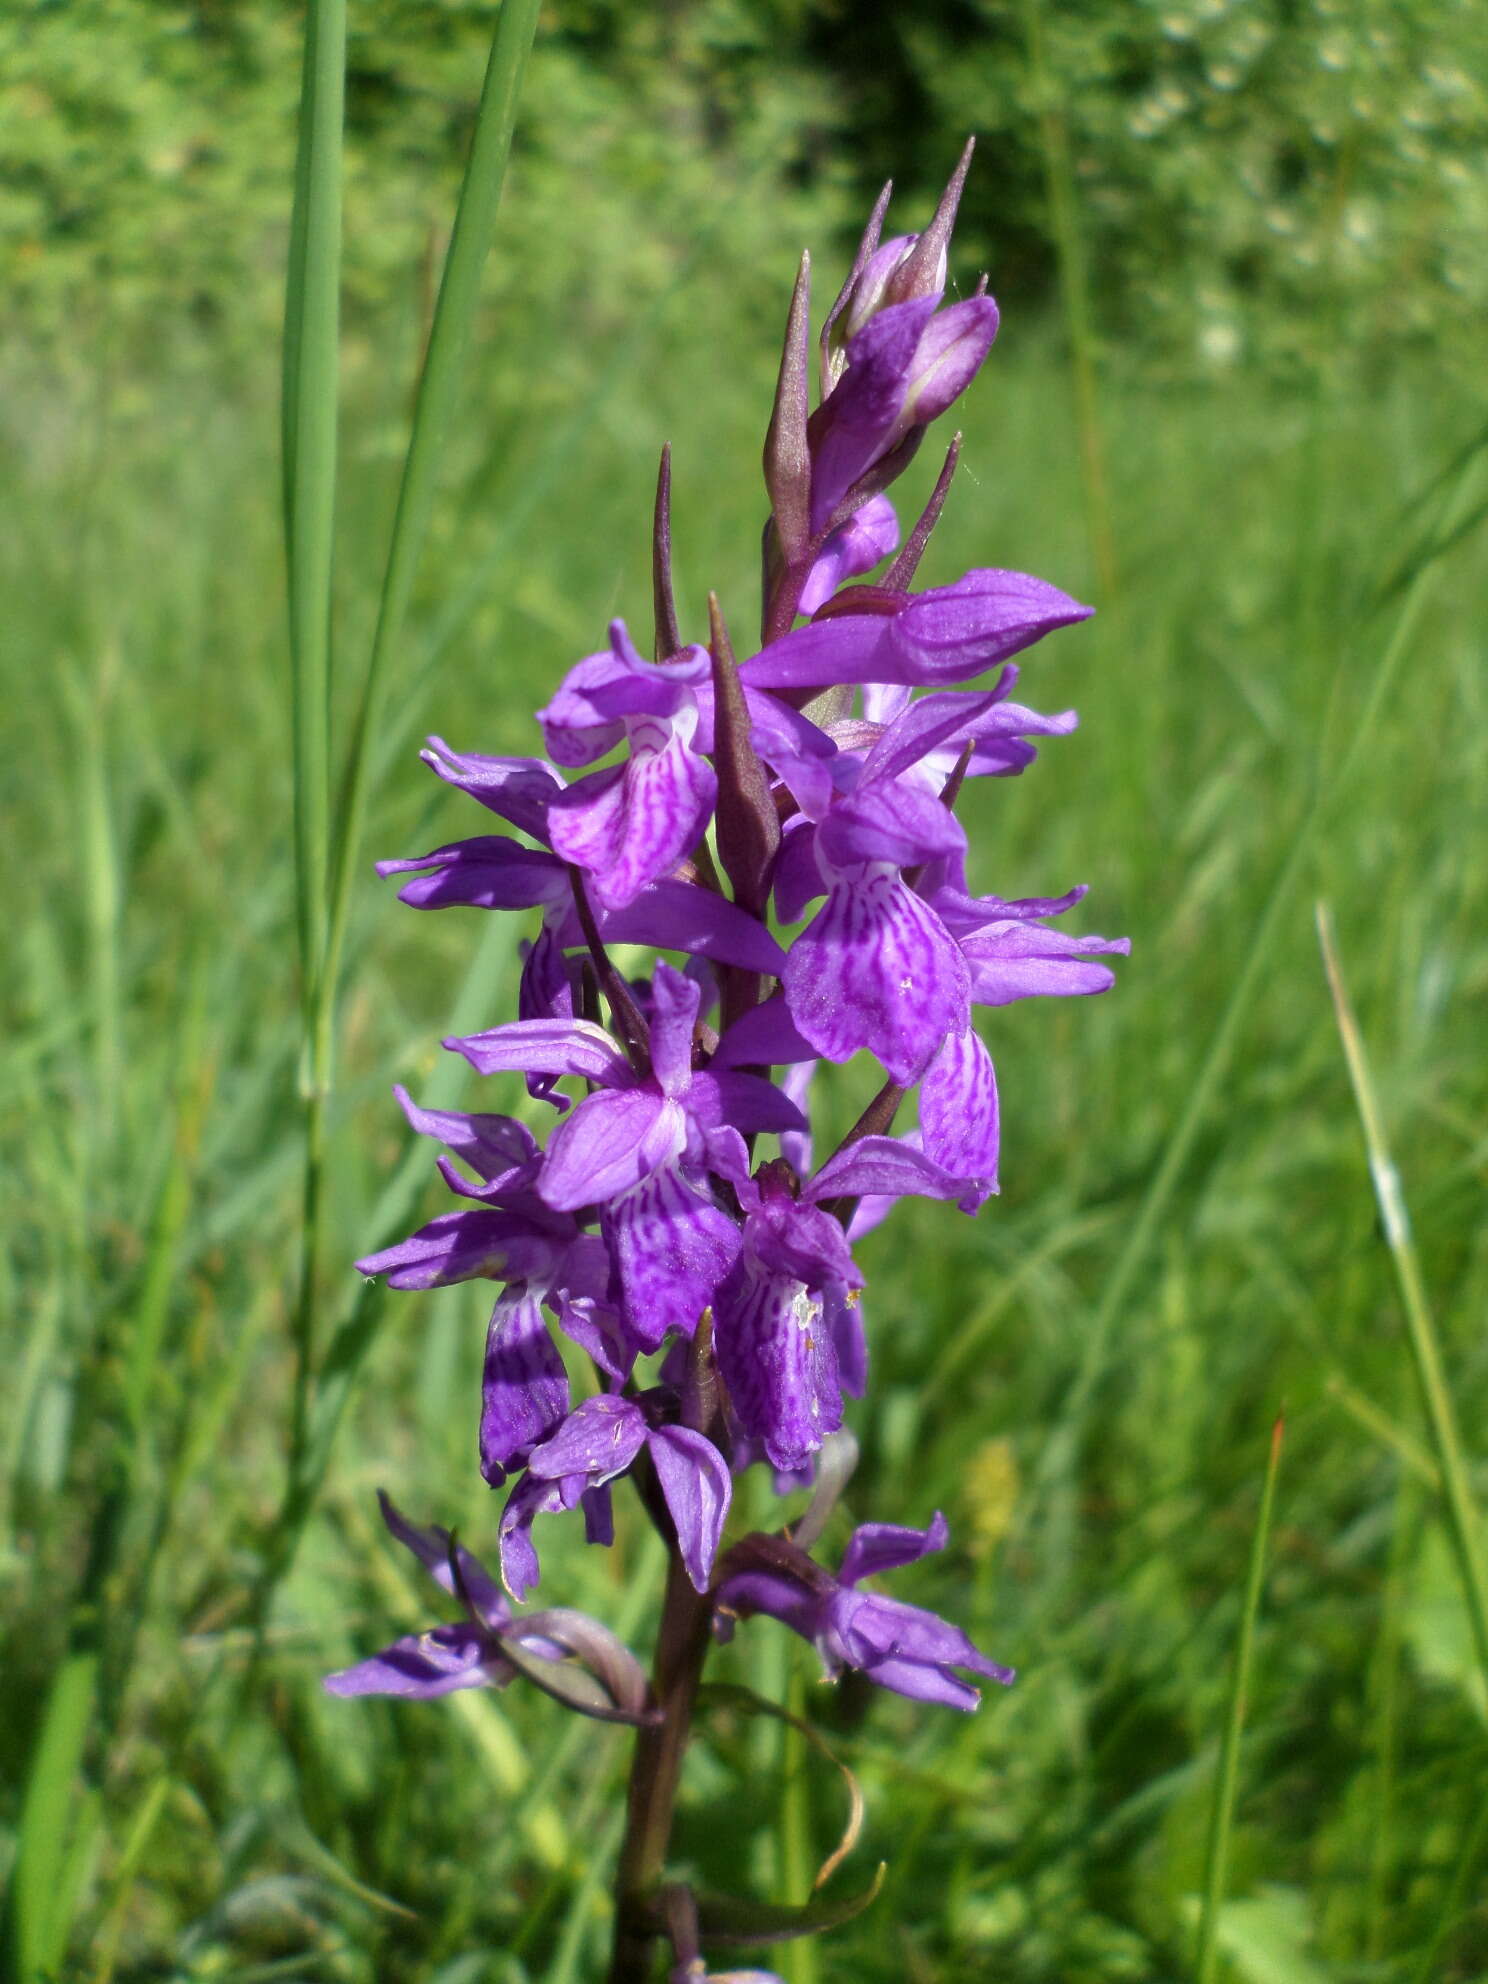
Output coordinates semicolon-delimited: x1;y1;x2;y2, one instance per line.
608;1326;726;1982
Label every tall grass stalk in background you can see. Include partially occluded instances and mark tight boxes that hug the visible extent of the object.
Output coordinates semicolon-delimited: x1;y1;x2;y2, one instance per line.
268;0;541;1611
1317;904;1488;1689
279;0;344;1543
1194;1414;1284;1984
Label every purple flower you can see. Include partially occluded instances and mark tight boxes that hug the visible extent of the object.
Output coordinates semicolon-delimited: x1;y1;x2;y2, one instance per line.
500;1390;732;1599
325;1491;523;1699
539;622;717;909
797;494;899;614
713;1138;978;1470
715;1513;1014;1711
807;295;1000;533
448;964;805;1350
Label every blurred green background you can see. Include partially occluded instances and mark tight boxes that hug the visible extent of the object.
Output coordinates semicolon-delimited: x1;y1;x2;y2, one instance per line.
4;1;1487;1979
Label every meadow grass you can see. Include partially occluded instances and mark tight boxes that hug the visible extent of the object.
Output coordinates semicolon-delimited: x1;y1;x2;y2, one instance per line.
3;217;1488;1981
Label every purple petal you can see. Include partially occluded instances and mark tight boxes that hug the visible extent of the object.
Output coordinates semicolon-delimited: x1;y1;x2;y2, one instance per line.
356;1209;566;1290
325;1623;510;1700
919;1028;999;1206
898;294;1000;426
393;1085;539;1192
714;1256;843;1473
798;494;900;614
648;1424;733;1590
746;1193;860;1291
808;296;940;529
687;1069;808;1138
835;1588;1015;1692
444;1016;633;1087
771;819;827;926
740;612;896;693
649;961;702;1098
824;1284;867;1398
419;739;563;840
375;1490;510;1631
599;879;787;975
888;570;1093;683
498;1472;582;1602
838;1511;950;1587
603;1164;742;1351
714;994;818;1071
782;872;969;1084
815;778;967;873
377;837;568;913
539;1088;682;1212
807;1134;973;1208
480;1288;571;1486
961;921;1130;1007
527;1394;647;1485
549;728;717;912
856;686;1007;788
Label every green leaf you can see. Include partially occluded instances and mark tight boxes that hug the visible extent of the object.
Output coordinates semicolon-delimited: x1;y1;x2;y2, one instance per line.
690;1864;885;1948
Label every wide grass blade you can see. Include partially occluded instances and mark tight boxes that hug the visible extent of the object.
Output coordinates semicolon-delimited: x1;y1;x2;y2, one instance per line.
1195;1413;1285;1984
1316;901;1488;1690
317;0;543;1082
9;1647;100;1982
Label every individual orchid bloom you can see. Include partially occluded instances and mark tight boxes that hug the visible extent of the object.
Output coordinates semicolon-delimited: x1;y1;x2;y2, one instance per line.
740;568;1093;694
806;293;1001;533
538;621;717;910
499;1390;732;1599
324;1491;527;1699
446;964;806;1350
714;1137;981;1470
777;691;1004;1083
797;493;899;614
714;1513;1014;1710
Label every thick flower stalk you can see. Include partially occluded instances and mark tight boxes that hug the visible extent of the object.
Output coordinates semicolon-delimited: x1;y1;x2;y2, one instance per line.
331;141;1126;1980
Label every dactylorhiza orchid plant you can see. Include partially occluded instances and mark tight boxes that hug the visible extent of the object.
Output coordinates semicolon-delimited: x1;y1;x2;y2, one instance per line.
329;142;1126;1980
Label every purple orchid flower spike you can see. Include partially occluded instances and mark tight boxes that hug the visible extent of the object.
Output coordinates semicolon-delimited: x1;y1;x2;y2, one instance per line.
715;1512;1014;1711
338;144;1122;1984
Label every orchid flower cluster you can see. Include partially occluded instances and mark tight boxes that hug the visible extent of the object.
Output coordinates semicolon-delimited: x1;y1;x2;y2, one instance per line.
329;144;1125;1978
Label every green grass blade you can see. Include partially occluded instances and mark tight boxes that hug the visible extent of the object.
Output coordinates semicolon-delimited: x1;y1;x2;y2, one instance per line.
1195;1413;1285;1984
282;0;344;1032
1316;902;1488;1690
317;0;542;1083
9;1647;100;1982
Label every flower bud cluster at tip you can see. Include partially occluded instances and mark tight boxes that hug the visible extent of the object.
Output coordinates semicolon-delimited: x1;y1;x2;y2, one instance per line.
331;144;1126;1723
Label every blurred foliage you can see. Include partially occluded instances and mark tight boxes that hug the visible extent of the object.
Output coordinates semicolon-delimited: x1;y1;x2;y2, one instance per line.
4;0;1487;373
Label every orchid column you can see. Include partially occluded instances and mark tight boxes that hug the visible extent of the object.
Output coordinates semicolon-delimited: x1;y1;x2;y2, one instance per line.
329;140;1126;1982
